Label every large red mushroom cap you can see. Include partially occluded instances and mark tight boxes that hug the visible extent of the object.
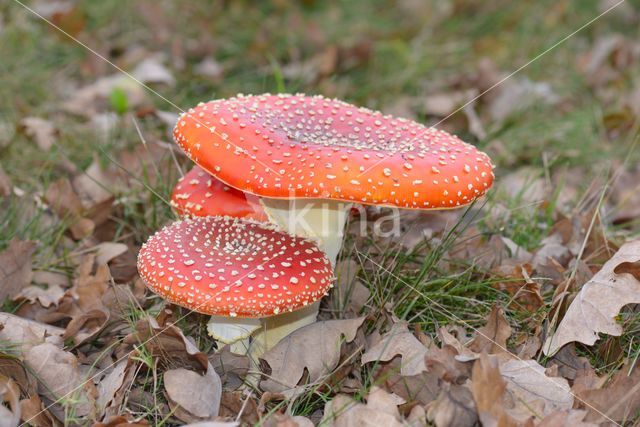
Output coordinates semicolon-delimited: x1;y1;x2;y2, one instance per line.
173;93;494;209
137;216;333;317
170;166;267;220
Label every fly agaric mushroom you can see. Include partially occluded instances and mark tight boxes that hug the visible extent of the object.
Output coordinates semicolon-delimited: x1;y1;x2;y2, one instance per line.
172;93;495;349
173;93;495;264
170;165;267;220
137;216;333;355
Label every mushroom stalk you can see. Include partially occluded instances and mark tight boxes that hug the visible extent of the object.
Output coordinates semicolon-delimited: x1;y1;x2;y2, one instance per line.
208;199;351;357
206;303;319;357
259;198;352;266
244;198;351;357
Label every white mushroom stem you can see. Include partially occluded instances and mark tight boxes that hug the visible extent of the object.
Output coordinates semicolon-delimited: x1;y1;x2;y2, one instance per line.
250;198;350;356
208;198;351;356
207;302;321;357
259;197;352;266
207;317;261;355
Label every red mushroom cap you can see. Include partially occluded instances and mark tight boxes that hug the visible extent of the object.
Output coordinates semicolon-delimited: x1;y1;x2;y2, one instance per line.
170;166;267;220
173;93;494;209
137;216;333;317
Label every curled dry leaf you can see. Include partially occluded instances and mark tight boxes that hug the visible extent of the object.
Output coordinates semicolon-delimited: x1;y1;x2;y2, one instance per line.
62;256;111;345
164;368;220;423
0;238;36;302
370;357;439;407
0;374;21;427
24;343;96;419
260;317;364;396
321;387;407;427
361;323;428;376
468;305;512;356
543;240;640;355
426;383;477;427
15;284;65;308
491;263;544;313
18;117;58;151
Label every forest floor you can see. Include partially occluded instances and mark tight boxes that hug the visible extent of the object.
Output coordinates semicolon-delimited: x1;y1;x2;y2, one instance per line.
0;1;639;426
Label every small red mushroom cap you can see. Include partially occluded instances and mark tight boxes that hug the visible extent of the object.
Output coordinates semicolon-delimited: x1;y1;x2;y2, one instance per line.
137;216;333;317
170;166;267;220
173;93;494;209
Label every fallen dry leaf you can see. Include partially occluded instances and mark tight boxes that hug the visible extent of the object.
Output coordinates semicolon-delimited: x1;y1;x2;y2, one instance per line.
92;242;128;266
499;359;573;416
96;360;130;418
218;391;258;425
492;263;544;313
536;409;597;427
93;415;150;427
0;312;64;354
123;317;222;419
193;57;224;79
468;305;512;355
18;117;58;151
260;413;314;427
489;78;558;123
573;363;640;423
72;158;116;209
0;238;36;303
260;317;364;396
438;328;478;362
164;367;220;423
44;178;94;240
425;342;471;383
24;342;96;418
132;57;175;86
426;383;477;427
63;74;146;117
321;387;407;427
123;317;212;372
471;354;522;427
543;239;640;355
19;393;58;427
0;374;21;427
209;346;249;390
423;89;478;117
361;322;428;376
15;284;65;308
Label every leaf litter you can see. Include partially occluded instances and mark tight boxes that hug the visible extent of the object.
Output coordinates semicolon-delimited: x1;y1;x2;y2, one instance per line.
1;4;640;425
